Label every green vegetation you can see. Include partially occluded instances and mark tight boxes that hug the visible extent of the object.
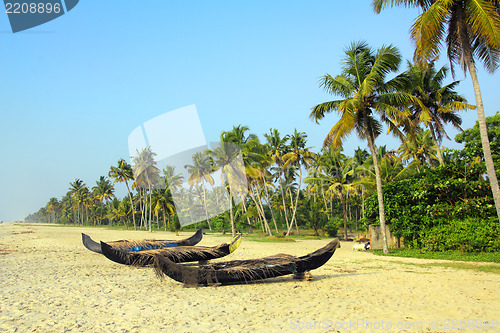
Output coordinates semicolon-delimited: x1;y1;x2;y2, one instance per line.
373;248;500;264
26;2;500;259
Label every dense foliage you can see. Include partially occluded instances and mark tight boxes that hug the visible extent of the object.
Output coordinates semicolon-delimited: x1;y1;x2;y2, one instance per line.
365;114;500;252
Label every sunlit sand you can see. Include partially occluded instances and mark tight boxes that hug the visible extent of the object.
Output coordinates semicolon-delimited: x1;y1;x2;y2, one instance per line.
1;223;498;332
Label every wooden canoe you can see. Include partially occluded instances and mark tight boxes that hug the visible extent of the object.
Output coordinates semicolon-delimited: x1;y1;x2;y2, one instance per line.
154;238;340;286
100;234;242;266
82;228;203;254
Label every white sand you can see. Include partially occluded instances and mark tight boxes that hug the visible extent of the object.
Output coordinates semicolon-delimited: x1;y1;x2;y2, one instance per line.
0;223;499;332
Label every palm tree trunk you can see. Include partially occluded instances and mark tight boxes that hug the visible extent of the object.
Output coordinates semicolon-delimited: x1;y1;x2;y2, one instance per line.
250;185;272;235
229;187;235;237
278;173;290;230
262;175;279;233
366;128;390;254
468;62;500;222
124;181;136;230
286;167;302;236
339;189;348;240
429;124;444;164
202;186;212;230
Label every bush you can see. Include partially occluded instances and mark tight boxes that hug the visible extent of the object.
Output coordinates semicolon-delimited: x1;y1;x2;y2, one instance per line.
420;217;500;252
323;216;341;237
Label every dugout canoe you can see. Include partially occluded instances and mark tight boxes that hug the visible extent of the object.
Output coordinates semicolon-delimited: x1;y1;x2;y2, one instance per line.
100;234;242;266
82;228;203;254
154;238;340;286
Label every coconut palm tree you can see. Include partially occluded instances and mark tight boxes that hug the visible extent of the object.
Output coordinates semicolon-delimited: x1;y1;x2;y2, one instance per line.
109;159;136;229
69;179;85;225
306;148;354;240
282;129;314;236
264;128;291;230
373;0;500;221
132;147;160;232
185;151;215;230
310;41;414;253
404;59;474;163
398;128;439;171
93;176;115;225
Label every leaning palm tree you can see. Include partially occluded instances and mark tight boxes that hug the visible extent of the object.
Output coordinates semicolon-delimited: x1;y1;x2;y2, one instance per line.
404;59;474;164
109;159;136;229
310;41;414;253
373;0;500;221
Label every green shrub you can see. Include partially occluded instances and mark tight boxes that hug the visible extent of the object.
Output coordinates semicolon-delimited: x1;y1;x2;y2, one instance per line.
323;216;342;237
420;217;500;252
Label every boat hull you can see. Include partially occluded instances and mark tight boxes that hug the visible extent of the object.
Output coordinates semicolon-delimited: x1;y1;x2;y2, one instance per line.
154;238;340;286
100;235;241;266
82;228;203;254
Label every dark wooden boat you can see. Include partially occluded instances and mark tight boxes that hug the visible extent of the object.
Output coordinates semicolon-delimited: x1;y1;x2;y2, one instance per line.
81;228;203;254
100;234;242;266
154;238;340;286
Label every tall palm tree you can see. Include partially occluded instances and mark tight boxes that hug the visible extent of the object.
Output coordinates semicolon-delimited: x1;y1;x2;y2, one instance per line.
282;129;314;236
306;148;354;240
46;197;60;223
310;41;414;253
404;59;474;163
373;0;500;221
93;176;115;225
132;147;160;232
264;128;291;230
109;159;136;229
185;151;215;230
69;179;85;225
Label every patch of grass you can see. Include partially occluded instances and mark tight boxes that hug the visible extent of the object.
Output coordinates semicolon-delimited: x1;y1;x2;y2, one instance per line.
241;233;296;242
373;248;500;263
388;260;500;275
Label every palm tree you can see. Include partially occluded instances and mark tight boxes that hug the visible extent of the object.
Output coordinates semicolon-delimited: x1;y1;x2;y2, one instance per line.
109;159;136;229
282;129;314;236
265;128;291;230
93;176;115;225
46;197;60;223
404;60;474;163
310;41;414;253
306;148;354;240
398;128;439;171
185;151;215;230
132;147;160;232
69;179;85;225
373;0;500;221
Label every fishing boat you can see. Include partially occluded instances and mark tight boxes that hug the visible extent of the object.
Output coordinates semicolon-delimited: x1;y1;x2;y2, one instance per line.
81;228;203;254
154;238;340;286
100;235;241;266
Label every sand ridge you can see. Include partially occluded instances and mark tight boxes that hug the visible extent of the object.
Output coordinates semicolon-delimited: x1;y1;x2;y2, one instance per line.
0;223;498;332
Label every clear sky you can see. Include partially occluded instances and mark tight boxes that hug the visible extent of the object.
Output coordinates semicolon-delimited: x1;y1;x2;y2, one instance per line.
0;1;498;221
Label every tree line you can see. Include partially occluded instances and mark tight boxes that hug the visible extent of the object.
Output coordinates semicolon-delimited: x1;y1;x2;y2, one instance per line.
27;1;500;254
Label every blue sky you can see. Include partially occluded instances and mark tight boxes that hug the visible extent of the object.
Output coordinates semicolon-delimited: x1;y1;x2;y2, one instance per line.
0;1;498;221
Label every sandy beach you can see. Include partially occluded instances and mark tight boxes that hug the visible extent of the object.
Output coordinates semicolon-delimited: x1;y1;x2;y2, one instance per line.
0;223;498;333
